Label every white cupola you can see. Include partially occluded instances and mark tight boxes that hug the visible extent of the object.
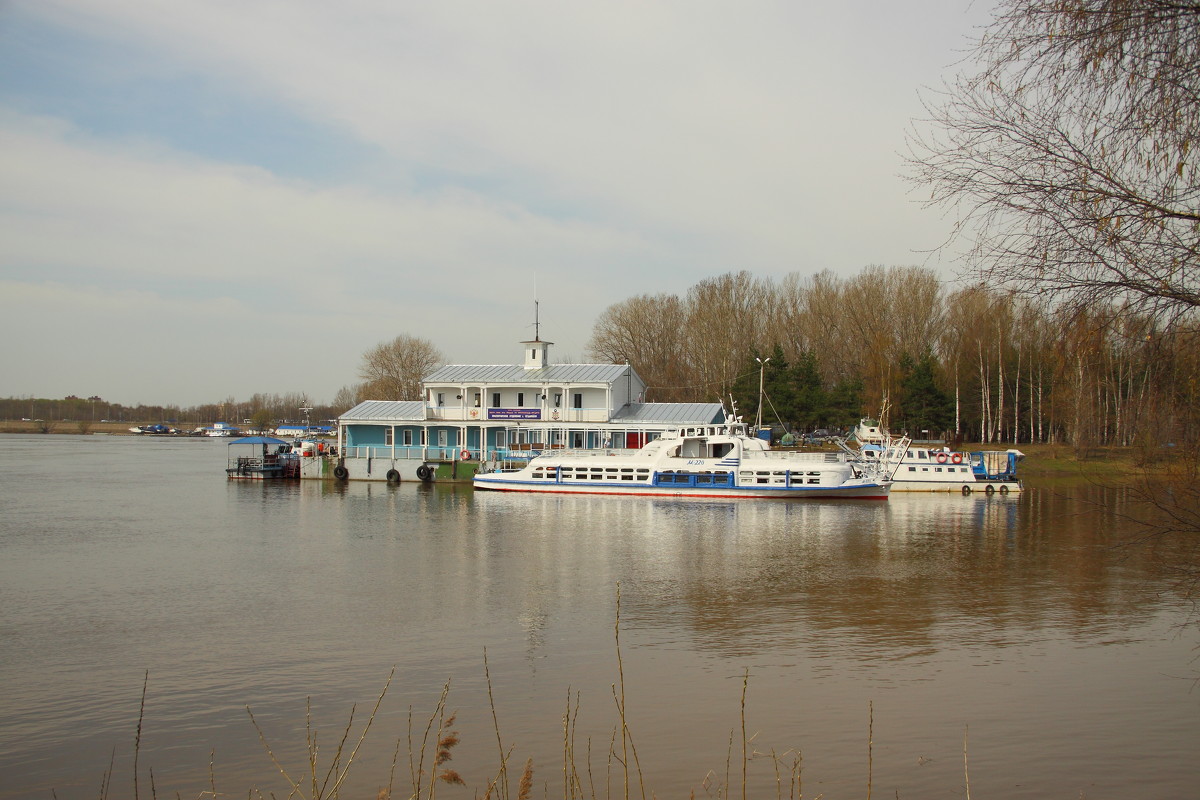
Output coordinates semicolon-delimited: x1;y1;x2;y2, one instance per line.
522;338;552;370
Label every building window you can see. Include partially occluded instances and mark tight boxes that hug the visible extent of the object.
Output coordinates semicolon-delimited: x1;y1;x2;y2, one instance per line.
517;392;525;406
492;392;500;407
554;393;562;407
437;392;445;406
438;430;448;447
495;430;506;447
573;393;583;409
402;429;413;446
474;393;481;408
385;427;393;446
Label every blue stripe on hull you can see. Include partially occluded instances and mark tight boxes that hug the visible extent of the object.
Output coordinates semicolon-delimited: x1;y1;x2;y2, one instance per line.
472;477;888;499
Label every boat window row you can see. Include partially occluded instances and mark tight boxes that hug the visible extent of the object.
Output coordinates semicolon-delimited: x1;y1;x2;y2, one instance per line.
739;469;825;485
653;471;734;487
905;466;971;473
529;465;652;481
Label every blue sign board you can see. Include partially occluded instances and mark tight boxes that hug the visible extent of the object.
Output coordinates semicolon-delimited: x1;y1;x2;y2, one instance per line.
488;408;542;420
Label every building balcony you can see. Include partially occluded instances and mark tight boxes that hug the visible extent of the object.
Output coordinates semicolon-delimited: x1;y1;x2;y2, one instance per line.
424;406;611;424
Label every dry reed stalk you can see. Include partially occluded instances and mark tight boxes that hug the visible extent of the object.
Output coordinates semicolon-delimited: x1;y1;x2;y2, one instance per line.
739;670;748;800
611;584;646;800
517;758;534;800
135;670;148;800
247;666;394;800
483;649;510;800
561;688;584;800
433;713;466;789
963;725;970;800
99;746;116;800
409;682;451;800
866;702;873;800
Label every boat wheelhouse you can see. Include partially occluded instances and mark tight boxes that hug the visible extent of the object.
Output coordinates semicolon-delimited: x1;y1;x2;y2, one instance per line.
474;420;892;499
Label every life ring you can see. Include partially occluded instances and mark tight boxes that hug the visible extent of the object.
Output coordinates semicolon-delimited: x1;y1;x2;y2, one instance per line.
951;453;963;464
385;469;401;483
460;449;471;461
416;464;433;482
936;452;948;464
332;465;349;481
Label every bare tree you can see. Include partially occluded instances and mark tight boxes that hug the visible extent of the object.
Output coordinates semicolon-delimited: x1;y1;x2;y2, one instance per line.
359;334;444;400
587;293;690;401
908;0;1200;325
331;384;362;412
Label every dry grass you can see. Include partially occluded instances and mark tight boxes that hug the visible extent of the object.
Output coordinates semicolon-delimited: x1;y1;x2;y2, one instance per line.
82;585;978;800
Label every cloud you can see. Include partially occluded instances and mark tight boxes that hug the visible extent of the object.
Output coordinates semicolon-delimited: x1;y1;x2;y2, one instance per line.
0;1;991;405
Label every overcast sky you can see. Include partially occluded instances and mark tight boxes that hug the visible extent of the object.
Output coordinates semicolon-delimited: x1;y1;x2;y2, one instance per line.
0;1;990;408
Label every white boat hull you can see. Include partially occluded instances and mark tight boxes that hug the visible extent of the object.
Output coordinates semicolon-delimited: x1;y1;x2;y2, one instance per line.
472;473;888;499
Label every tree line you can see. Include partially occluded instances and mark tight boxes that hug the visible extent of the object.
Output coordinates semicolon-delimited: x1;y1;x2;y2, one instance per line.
0;393;345;430
587;266;1199;447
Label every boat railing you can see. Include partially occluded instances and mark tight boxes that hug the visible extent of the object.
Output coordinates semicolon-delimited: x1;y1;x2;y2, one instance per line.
756;450;844;462
492;447;640;461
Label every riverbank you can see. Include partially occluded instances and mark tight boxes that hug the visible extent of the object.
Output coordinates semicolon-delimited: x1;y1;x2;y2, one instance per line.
2;421;1180;487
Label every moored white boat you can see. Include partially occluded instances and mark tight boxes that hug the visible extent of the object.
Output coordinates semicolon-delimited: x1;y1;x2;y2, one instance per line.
473;420;892;499
848;419;1023;494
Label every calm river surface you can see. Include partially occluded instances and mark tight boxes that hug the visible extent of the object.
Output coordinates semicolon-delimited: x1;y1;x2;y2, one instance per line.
1;434;1197;799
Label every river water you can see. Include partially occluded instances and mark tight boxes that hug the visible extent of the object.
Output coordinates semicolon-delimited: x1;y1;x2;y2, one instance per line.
0;434;1196;799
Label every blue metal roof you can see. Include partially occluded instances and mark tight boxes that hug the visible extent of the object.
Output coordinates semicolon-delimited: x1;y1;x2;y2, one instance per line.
339;400;426;421
610;403;726;424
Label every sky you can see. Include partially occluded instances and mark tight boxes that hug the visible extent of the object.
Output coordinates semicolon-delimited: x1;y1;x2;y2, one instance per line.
0;1;992;408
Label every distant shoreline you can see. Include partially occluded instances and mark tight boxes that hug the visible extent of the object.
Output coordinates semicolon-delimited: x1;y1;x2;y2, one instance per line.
0;421;1164;486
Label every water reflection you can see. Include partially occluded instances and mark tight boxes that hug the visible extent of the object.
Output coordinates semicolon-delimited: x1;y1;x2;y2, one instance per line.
0;437;1195;800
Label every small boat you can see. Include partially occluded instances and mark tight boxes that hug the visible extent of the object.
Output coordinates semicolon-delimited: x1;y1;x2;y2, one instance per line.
473;420;891;499
129;424;174;435
226;436;300;480
847;419;1023;494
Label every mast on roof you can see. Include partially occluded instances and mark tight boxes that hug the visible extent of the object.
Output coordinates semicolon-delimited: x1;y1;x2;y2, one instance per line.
522;299;553;369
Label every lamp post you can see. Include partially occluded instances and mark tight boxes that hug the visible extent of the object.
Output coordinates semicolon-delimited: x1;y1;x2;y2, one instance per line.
755;356;770;432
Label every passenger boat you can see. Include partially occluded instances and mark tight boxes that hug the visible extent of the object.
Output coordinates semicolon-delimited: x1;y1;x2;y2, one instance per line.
473;420;892;499
847;419;1023;494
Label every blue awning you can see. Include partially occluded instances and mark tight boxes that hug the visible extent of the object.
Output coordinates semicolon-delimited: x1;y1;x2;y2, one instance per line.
229;436;289;445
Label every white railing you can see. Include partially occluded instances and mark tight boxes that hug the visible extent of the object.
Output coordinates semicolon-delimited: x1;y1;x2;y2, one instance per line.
343;445;471;461
424;406;612;423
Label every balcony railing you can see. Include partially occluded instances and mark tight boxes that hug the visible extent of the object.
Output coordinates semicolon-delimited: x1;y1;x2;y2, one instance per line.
424;406;611;423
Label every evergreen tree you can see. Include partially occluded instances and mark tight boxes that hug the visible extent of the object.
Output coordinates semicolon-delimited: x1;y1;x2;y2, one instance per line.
825;376;865;431
896;349;953;435
791;350;827;430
